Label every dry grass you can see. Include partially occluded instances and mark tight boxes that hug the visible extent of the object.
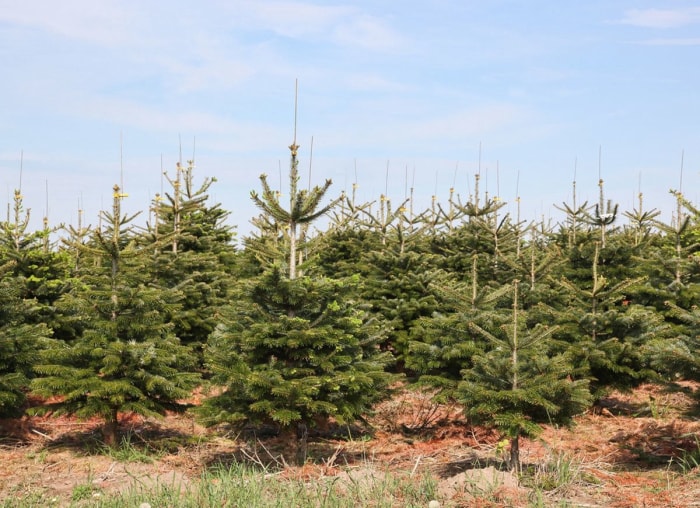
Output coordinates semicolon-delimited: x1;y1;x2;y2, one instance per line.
0;381;698;507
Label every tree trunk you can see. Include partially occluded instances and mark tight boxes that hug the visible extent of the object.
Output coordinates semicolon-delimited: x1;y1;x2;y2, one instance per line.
280;422;308;466
296;421;308;465
102;409;119;448
509;434;521;472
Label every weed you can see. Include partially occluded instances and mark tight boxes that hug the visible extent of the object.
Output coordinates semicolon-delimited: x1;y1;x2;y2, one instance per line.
71;482;100;502
520;451;600;496
25;449;47;464
101;433;164;463
674;435;700;474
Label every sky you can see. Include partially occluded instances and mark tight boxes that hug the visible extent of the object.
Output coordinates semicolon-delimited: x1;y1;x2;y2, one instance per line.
0;0;699;242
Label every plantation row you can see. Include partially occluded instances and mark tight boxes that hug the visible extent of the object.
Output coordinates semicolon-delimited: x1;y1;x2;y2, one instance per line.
1;149;699;467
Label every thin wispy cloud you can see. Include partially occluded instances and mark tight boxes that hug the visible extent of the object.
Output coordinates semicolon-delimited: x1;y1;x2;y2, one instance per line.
636;37;700;46
620;7;700;29
344;73;414;93
332;14;405;51
233;1;353;38
0;0;138;46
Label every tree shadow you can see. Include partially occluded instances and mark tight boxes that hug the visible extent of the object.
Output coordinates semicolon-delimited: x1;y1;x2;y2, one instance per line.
33;417;205;459
201;420;372;472
609;419;700;471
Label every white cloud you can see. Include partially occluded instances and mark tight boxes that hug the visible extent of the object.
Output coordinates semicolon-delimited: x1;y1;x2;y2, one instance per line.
0;0;138;46
344;73;413;93
332;14;405;51
233;0;353;38
310;101;534;157
620;7;700;29
227;0;405;51
636;37;700;46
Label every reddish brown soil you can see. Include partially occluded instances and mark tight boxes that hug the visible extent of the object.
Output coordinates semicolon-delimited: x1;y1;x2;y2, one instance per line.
1;382;699;507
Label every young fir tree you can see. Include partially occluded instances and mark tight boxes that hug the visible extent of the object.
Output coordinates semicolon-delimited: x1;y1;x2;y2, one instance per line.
199;135;394;463
430;175;515;286
556;242;662;399
201;266;394;457
31;186;200;446
0;258;53;417
646;301;700;383
344;196;443;367
641;190;700;384
0;189;65;416
143;160;237;366
458;280;592;471
0;189;72;339
406;254;512;399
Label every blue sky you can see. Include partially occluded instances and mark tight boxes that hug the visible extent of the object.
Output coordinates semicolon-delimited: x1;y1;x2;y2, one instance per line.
0;1;699;241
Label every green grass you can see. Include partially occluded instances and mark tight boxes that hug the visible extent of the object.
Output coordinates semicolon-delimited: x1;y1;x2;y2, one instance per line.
112;463;437;508
520;451;601;495
0;462;438;508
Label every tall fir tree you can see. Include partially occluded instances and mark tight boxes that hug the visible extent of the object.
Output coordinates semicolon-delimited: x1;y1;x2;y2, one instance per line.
31;186;200;446
200;124;395;463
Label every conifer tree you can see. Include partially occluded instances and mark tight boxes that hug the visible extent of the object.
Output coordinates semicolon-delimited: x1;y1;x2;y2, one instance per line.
249;135;341;279
0;189;63;416
646;301;700;382
0;189;71;338
458;281;592;470
554;173;591;249
31;186;200;446
429;175;514;285
201;129;394;463
556;243;661;399
200;266;394;462
407;256;512;399
143;160;237;364
0;259;52;416
641;190;700;383
344;196;443;366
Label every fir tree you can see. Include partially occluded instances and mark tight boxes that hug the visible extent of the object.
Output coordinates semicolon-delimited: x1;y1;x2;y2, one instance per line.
249;136;341;279
201;129;394;463
143;160;237;365
556;242;660;399
31;186;200;446
407;256;512;399
646;300;700;382
0;189;71;339
641;190;700;385
0;259;52;416
199;266;394;462
458;280;592;470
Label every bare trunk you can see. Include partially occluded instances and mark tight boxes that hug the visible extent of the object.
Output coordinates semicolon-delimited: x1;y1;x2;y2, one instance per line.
280;422;308;466
102;409;119;448
509;434;521;472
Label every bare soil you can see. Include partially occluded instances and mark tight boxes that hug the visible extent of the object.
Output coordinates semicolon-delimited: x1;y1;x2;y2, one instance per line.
1;382;699;507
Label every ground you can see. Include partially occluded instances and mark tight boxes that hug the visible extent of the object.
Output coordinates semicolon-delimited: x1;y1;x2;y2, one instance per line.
0;382;699;507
